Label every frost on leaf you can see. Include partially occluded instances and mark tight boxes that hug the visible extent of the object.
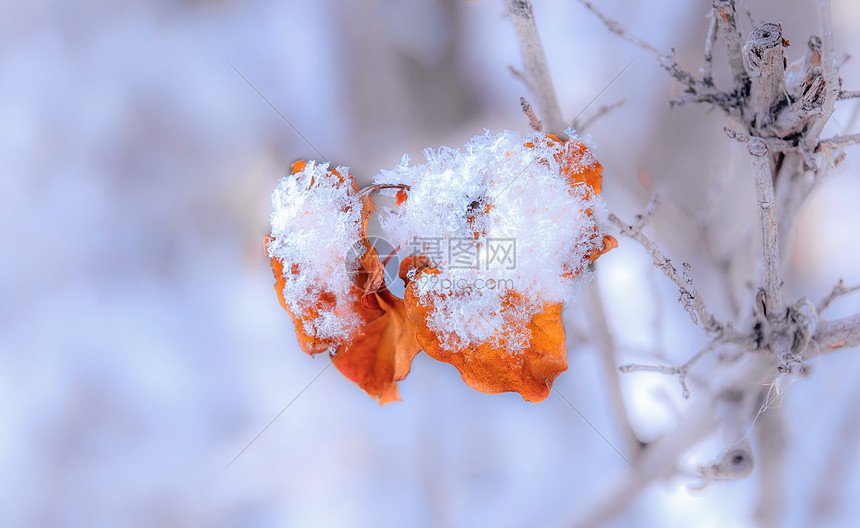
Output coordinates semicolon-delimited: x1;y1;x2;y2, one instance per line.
266;161;419;404
377;130;616;402
400;257;566;402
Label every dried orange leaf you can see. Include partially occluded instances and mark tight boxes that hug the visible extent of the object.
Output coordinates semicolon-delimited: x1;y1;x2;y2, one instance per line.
334;288;420;404
267;162;420;404
403;269;566;402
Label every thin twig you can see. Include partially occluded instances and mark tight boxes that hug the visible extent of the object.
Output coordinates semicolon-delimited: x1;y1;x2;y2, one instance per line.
633;194;660;231
817;279;860;313
358;183;410;198
702;11;718;86
818;132;860;149
577;99;626;132
575;0;743;116
838;89;860;100
574;0;674;70
620;340;720;399
508;65;532;93
724;127;797;152
748;138;783;317
609;213;724;334
519;96;543;132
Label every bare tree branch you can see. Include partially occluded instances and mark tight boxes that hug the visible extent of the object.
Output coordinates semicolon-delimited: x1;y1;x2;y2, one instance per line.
619;340;720;399
702;10;718;86
609;213;725;335
838;89;860;100
565;353;777;528
507;65;533;93
537;2;860;524
809;3;837;128
723;127;797;152
572;0;703;93
633;193;660;231
819;132;860;149
810;314;860;355
802;0;839;151
817;279;860;313
748;138;783;316
506;0;564;134
742;23;788;132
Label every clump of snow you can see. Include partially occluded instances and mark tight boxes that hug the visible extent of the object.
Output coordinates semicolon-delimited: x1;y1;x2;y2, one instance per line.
267;161;365;344
375;129;609;353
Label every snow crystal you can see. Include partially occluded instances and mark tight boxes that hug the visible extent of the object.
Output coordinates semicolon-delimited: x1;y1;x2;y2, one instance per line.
267;161;365;344
375;129;609;353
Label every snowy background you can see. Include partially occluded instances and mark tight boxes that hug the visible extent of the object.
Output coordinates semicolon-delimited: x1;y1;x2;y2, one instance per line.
2;0;860;526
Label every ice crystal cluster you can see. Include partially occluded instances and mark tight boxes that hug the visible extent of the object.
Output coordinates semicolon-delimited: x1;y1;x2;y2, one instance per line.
374;129;609;352
266;161;365;342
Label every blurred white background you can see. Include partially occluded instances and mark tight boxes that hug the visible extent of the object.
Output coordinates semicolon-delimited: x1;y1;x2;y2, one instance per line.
2;0;859;526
